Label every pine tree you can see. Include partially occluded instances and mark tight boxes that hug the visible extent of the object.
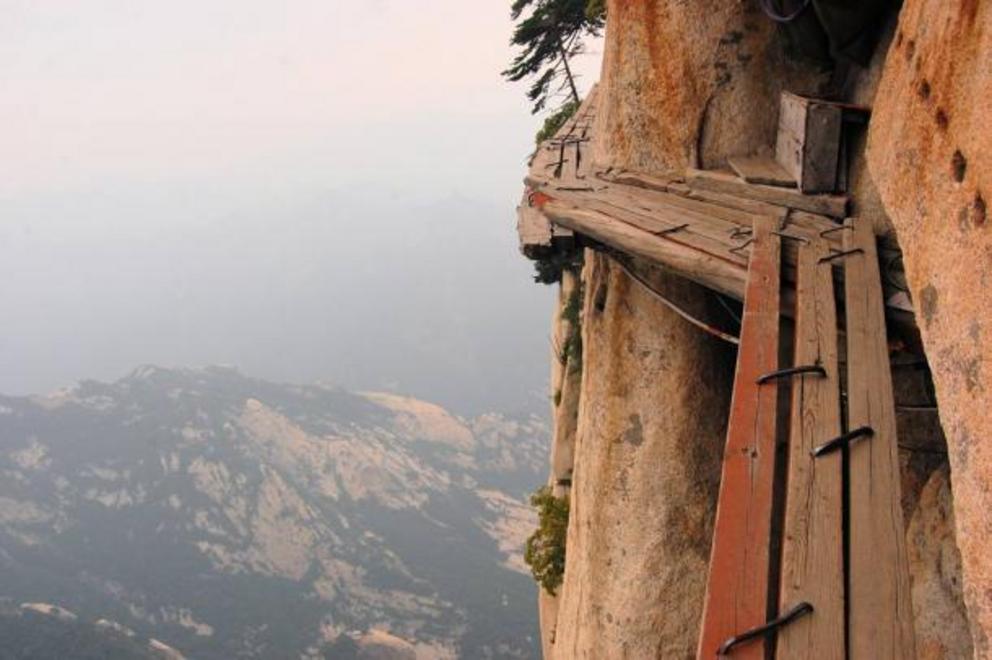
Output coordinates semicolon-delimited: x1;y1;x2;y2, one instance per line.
502;0;605;114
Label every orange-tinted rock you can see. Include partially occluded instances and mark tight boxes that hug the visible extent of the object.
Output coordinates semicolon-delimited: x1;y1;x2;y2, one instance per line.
547;253;733;658
907;467;974;660
867;0;992;653
591;1;826;172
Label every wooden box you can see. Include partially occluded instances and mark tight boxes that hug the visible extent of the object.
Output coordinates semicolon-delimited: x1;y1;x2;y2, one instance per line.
775;92;844;194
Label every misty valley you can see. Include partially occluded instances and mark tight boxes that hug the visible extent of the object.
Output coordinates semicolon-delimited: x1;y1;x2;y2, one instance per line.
0;366;547;658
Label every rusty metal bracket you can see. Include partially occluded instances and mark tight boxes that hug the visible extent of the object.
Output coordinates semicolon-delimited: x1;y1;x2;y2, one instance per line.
756;364;827;385
771;230;810;244
818;248;864;264
729;238;755;256
655;223;690;237
716;602;814;657
813;426;875;457
820;223;854;237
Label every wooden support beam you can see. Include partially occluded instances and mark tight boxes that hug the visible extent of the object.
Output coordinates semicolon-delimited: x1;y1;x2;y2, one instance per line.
776;237;845;660
844;220;917;659
697;218;781;660
685;169;849;219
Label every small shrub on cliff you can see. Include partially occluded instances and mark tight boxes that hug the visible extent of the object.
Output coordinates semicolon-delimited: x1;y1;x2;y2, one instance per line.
524;486;570;595
535;99;579;145
560;279;584;372
585;0;605;22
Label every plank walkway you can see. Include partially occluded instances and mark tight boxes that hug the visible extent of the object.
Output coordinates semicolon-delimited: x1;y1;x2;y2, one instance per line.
521;90;912;325
775;238;845;660
844;221;916;659
697;218;781;660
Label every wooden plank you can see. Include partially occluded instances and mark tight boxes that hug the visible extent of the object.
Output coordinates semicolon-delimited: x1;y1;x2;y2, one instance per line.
603;182;760;229
685;188;790;219
775;92;808;188
540;200;747;300
696;218;781;660
776;237;845;660
529;178;760;250
597;168;685;193
546;189;750;268
728;155;797;188
844;219;917;659
517;198;553;250
686;169;848;219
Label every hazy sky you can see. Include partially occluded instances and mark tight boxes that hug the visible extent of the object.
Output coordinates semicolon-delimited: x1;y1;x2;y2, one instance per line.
0;1;600;413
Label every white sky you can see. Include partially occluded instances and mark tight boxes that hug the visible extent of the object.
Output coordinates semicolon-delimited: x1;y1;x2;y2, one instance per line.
1;0;600;199
0;1;602;411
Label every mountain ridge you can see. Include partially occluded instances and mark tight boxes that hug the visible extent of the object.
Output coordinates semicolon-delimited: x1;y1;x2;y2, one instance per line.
0;365;547;658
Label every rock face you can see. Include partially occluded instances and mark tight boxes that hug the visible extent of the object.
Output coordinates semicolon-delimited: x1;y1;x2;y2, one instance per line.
547;254;733;658
867;1;992;654
592;0;825;172
907;467;973;660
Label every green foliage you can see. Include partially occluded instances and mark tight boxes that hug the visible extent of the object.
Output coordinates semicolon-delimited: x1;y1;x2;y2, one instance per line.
524;486;570;595
535;99;579;145
503;0;605;114
561;279;584;373
585;0;606;22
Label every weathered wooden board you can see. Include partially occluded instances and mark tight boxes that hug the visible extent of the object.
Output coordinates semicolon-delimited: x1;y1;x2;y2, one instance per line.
581;184;756;237
776;237;845;660
686;169;848;219
541;200;748;300
844;219;917;659
729;155;797;188
775;92;843;194
684;188;790;219
517;198;553;251
696;218;781;660
547;190;750;268
597;168;685;193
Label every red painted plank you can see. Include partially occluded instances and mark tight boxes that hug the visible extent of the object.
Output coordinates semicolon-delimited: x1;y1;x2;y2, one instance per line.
697;217;781;660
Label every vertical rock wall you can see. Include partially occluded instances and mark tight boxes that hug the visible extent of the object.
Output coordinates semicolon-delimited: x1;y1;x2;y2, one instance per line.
867;1;992;654
907;467;973;660
548;254;733;659
592;0;826;172
539;268;583;658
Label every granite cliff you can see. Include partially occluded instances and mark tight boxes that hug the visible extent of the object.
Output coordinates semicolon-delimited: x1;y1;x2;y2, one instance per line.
526;1;988;658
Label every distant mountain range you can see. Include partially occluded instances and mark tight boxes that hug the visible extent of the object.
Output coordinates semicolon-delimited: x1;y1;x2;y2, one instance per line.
0;366;548;659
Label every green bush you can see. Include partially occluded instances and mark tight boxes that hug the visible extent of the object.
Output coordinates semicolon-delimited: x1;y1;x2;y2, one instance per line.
560;280;584;373
524;486;570;595
535;99;580;145
585;0;606;21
